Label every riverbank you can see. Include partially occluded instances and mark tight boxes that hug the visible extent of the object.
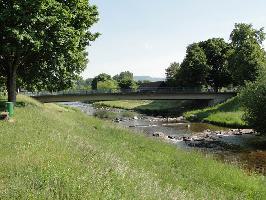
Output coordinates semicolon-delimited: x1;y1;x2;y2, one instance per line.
93;100;204;116
184;97;247;128
1;95;265;199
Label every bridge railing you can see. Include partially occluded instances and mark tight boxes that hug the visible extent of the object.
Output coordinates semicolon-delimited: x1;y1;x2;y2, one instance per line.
22;87;237;97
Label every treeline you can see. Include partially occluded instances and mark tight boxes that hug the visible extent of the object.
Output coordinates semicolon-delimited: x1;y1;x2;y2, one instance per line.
72;71;149;91
165;23;266;92
164;23;266;133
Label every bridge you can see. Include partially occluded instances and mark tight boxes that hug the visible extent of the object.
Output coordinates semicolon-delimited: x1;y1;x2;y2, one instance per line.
30;88;237;105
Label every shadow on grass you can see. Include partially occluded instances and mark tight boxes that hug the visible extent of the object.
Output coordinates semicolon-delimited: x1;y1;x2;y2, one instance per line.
185;97;248;128
135;100;209;117
190;97;241;120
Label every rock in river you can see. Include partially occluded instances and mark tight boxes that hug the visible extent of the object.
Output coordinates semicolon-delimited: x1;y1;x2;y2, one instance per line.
153;132;165;138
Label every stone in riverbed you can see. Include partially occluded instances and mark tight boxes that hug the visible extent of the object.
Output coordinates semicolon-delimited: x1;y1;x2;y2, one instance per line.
168;135;175;139
153;132;165;138
182;137;192;142
233;131;243;136
240;129;254;134
192;136;205;142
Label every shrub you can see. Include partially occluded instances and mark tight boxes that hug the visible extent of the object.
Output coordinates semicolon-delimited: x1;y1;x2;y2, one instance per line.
240;71;266;133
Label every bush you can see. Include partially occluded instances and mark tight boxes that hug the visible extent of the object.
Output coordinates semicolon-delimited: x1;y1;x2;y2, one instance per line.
240;72;266;133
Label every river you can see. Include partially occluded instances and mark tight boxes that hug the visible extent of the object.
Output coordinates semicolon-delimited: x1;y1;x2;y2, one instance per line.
61;102;266;175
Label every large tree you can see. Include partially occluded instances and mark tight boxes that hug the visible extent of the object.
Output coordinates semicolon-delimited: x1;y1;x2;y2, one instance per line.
165;62;180;87
113;71;136;89
91;73;112;90
229;23;266;86
179;43;210;87
199;38;232;92
0;0;99;102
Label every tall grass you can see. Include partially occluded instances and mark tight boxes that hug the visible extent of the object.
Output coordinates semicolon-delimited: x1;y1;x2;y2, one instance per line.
0;95;265;199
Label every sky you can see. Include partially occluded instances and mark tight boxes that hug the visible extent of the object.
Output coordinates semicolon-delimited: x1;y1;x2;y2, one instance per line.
82;0;266;79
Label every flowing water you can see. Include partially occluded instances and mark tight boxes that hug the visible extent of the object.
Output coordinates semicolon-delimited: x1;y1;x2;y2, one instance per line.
62;102;266;175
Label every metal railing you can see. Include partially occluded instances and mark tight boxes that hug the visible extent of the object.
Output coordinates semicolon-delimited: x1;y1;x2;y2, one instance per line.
21;87;237;97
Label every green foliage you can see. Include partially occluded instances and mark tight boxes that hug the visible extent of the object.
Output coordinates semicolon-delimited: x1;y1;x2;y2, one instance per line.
71;76;92;90
113;71;136;90
169;23;266;91
91;73;112;90
199;38;232;92
179;43;210;87
0;76;6;93
0;95;265;199
165;62;180;87
0;0;99;101
240;71;266;133
229;23;266;86
184;97;246;128
97;80;118;91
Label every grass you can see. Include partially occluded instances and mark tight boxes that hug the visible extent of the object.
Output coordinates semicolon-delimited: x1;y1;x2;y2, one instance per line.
94;100;185;111
184;97;247;128
93;100;200;116
93;110;137;120
0;95;265;199
93;110;118;120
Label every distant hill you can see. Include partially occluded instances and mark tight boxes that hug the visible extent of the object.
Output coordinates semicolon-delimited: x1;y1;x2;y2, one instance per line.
134;76;165;82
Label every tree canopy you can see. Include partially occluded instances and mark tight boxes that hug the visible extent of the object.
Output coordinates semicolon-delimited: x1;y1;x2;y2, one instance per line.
199;38;232;92
91;73;112;90
229;23;266;86
165;62;180;87
0;0;99;102
113;71;136;90
179;43;210;87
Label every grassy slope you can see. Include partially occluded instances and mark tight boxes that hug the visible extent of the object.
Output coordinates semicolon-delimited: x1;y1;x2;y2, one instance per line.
184;97;246;128
0;95;265;199
94;100;185;111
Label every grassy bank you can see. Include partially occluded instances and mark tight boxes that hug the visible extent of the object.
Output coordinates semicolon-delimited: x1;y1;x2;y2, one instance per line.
93;100;202;116
0;95;265;199
184;97;247;128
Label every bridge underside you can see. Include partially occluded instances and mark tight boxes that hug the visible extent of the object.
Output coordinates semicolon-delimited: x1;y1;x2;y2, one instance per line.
32;92;236;105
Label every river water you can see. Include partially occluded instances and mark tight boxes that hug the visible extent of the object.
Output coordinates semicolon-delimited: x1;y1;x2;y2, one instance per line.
62;102;266;175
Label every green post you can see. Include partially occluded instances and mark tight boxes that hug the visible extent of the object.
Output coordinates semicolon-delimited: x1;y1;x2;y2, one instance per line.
6;102;14;117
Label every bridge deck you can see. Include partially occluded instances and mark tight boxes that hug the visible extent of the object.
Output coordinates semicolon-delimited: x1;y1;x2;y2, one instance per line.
32;92;237;103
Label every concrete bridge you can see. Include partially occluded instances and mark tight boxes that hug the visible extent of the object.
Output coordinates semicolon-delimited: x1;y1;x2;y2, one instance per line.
31;90;237;105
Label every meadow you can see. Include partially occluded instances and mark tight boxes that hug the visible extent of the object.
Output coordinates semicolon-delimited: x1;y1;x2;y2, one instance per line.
0;95;265;199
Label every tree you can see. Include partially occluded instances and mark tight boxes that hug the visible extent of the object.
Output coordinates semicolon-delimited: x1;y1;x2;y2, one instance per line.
0;0;99;102
165;62;180;87
113;71;136;89
0;76;5;92
199;38;232;92
240;70;266;133
229;23;266;86
97;80;118;91
71;76;92;91
179;43;210;87
91;73;112;90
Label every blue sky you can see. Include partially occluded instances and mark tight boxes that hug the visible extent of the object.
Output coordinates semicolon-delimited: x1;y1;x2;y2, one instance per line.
82;0;266;78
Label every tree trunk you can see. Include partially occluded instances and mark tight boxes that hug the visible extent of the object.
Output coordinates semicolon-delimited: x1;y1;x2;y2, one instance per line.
213;85;219;93
7;66;17;103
